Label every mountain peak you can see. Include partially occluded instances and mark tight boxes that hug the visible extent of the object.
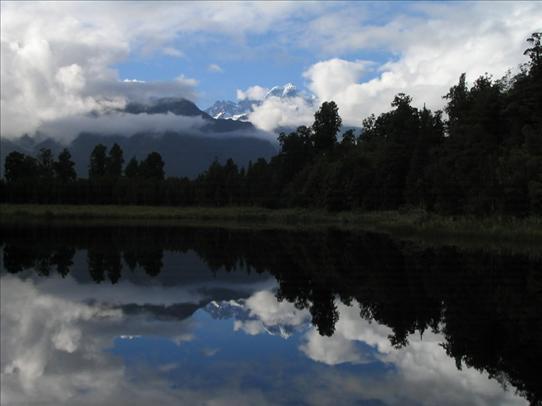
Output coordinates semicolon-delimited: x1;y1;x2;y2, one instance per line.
205;83;307;122
266;83;297;99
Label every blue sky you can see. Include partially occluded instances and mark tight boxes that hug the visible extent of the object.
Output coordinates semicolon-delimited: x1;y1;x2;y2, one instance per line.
113;2;410;108
1;1;540;137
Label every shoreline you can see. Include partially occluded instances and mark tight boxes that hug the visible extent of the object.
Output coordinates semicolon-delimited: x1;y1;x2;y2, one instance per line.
2;203;541;243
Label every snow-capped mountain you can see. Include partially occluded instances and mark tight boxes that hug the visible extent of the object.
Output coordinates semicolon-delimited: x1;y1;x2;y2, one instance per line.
265;82;298;98
204;83;313;121
204;100;248;120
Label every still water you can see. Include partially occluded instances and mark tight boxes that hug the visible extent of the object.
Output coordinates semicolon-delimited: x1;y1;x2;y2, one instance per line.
1;224;540;405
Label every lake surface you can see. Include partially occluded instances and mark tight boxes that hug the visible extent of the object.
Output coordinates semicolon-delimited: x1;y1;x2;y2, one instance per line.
1;223;540;405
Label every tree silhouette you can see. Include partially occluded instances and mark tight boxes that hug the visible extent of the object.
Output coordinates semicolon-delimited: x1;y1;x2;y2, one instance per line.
312;101;341;154
54;148;76;183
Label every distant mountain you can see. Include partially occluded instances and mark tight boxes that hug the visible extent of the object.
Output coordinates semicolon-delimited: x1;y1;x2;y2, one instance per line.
123;97;255;133
205;83;315;121
124;97;209;117
1;97;277;178
204;100;251;120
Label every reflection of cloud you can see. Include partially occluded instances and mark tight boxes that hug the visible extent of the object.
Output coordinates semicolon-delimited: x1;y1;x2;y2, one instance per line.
0;275;195;405
232;290;310;338
1;273;529;406
227;292;527;405
299;301;527;406
300;329;367;365
246;291;308;327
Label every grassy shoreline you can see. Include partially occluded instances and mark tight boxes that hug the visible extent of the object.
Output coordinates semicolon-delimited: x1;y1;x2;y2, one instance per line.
1;203;541;241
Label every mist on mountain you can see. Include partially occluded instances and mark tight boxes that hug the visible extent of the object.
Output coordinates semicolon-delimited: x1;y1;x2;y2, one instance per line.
1;98;277;178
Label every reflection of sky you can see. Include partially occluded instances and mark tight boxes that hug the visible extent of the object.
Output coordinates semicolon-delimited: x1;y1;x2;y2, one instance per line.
1;255;528;406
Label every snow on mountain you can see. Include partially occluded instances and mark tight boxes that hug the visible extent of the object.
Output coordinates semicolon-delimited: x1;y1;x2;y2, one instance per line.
204;83;314;121
265;82;298;99
204;100;246;120
203;299;302;339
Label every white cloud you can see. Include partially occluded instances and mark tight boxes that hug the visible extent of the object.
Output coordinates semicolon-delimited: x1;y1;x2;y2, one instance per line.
2;1;540;138
248;96;315;132
208;63;223;73
0;1;310;139
236;85;269;101
303;59;370;102
298;3;541;127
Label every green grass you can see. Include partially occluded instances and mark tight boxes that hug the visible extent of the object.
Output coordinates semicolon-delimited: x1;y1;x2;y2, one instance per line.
1;204;541;254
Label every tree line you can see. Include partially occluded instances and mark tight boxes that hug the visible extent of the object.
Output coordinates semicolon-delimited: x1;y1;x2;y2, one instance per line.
2;33;541;215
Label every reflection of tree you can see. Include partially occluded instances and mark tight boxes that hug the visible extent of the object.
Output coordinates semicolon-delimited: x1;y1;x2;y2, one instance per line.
1;223;541;404
52;247;75;277
139;249;163;277
309;289;338;337
88;248;142;284
3;241;75;278
87;250;106;283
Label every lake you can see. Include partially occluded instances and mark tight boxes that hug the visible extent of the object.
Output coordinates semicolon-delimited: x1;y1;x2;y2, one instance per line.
1;223;540;405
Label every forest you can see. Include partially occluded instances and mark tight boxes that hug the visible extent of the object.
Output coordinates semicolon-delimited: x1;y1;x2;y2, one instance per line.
2;33;541;216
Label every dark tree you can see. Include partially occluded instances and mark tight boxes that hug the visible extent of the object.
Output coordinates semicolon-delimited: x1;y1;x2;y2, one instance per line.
140;152;165;180
312;101;341;154
4;152;38;183
524;32;541;66
36;148;55;180
89;144;108;179
107;143;124;178
54;148;76;183
125;157;140;178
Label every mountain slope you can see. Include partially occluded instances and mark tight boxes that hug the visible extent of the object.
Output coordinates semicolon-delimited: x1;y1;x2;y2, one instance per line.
1;97;277;178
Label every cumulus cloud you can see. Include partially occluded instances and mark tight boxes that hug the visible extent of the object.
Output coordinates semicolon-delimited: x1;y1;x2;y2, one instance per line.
248;96;315;132
297;3;541;127
2;1;540;138
0;1;309;139
236;85;269;101
0;4;199;139
241;3;541;132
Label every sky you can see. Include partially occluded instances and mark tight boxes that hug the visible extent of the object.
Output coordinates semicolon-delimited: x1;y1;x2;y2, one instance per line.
1;1;541;139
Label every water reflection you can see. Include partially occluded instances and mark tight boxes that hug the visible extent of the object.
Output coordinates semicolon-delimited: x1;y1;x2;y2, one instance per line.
1;224;540;405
